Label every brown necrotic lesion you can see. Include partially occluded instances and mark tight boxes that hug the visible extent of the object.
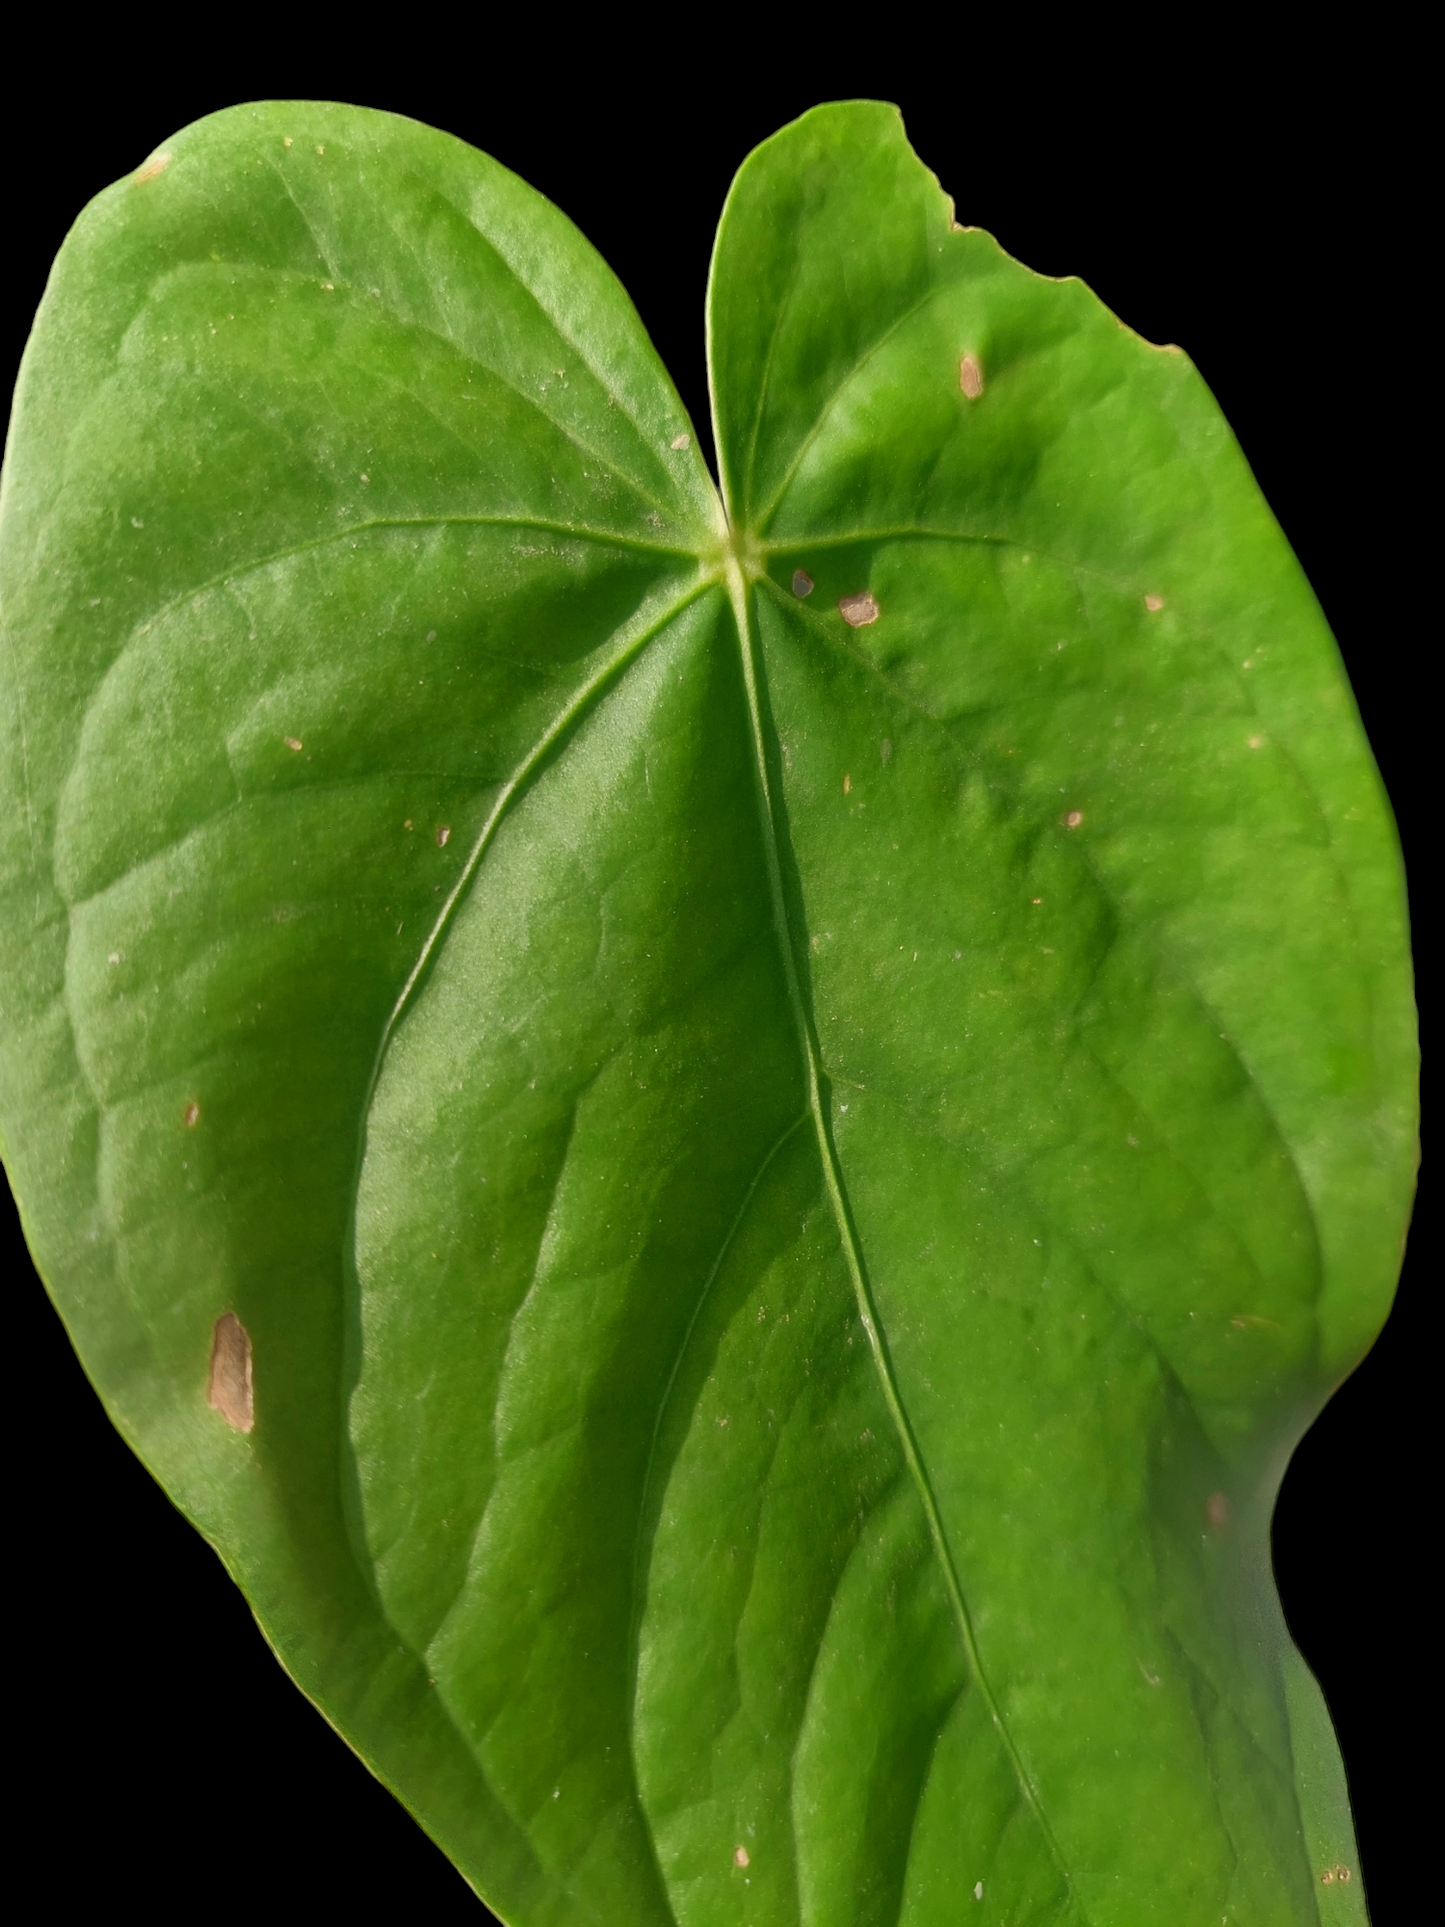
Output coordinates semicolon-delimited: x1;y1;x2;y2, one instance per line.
207;1312;254;1433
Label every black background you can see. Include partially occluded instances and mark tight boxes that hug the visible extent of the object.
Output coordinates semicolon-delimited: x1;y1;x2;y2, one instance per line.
6;39;1426;1925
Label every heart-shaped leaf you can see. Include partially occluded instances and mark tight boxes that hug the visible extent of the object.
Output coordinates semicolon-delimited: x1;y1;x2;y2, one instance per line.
0;101;1413;1924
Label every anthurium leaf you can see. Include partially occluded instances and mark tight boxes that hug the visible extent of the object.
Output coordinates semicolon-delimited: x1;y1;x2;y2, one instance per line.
0;98;1412;1927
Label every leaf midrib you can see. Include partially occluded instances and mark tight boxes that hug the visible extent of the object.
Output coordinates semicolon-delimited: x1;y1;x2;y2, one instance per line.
330;514;1083;1915
723;557;1079;1907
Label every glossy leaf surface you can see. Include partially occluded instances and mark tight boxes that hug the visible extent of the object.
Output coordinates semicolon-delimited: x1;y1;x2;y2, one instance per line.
0;100;1413;1925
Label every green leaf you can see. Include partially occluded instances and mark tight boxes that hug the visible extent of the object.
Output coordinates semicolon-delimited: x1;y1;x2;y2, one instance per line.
0;99;1412;1926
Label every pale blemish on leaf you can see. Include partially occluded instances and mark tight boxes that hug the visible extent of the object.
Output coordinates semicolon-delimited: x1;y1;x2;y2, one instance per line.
132;153;172;185
843;774;852;795
792;570;814;598
208;1312;254;1434
1248;735;1264;750
959;354;984;399
1207;1491;1230;1531
1145;594;1165;612
184;1102;200;1128
284;736;303;752
670;433;690;451
436;825;451;847
839;591;879;627
1321;1865;1354;1884
880;739;892;763
1065;811;1084;829
973;1881;984;1900
734;1847;750;1869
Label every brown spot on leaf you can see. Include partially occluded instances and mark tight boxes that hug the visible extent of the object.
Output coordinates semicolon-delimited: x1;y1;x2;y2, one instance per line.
184;1101;201;1128
839;591;879;627
959;353;984;399
133;153;172;184
208;1313;254;1433
792;569;814;598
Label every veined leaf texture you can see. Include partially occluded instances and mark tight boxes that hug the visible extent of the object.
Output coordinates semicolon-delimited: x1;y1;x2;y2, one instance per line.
0;101;1413;1924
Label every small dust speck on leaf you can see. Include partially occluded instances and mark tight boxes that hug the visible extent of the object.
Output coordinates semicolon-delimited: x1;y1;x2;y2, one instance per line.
792;570;814;598
404;819;413;831
436;825;451;847
284;736;303;752
283;137;293;148
839;591;880;627
131;518;145;530
670;433;690;450
208;1312;254;1434
880;739;892;763
1145;594;1165;612
843;774;852;795
315;143;325;156
974;1881;984;1900
1065;811;1084;828
959;354;984;399
184;1101;200;1128
426;629;438;642
1207;1491;1229;1531
1248;735;1264;750
734;1847;750;1869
